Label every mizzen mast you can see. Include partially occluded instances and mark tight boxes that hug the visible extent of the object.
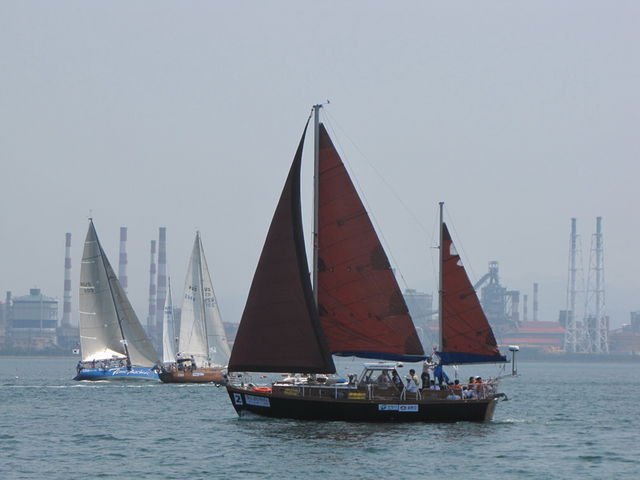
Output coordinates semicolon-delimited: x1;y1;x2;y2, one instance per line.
438;201;444;353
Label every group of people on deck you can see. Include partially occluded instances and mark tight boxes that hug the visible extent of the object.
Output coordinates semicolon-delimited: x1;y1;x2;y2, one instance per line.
391;357;490;399
76;357;132;374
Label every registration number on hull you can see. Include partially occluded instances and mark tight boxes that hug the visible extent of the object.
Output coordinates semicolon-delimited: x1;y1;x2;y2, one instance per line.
234;393;271;408
378;404;419;412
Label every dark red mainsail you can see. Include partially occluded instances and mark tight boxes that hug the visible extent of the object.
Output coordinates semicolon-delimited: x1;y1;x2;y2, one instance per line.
316;124;425;362
228;123;335;374
437;223;506;364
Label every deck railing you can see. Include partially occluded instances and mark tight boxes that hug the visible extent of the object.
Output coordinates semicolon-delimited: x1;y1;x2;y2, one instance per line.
267;381;498;402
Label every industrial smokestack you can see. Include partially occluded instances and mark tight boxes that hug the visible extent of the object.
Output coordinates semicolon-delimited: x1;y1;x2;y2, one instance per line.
155;227;167;328
147;240;157;327
62;233;72;326
523;294;528;322
118;227;128;294
595;217;603;322
533;282;539;322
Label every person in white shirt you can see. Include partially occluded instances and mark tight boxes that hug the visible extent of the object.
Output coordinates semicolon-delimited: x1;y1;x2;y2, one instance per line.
462;386;477;399
406;369;419;393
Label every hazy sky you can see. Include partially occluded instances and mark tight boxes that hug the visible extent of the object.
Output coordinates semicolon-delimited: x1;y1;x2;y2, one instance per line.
1;2;638;329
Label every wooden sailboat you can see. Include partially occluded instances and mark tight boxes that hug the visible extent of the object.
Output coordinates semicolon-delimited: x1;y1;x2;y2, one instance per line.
159;232;230;384
226;106;510;421
74;220;161;381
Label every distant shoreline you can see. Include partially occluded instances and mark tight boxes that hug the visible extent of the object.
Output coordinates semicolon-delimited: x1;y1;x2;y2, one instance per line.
0;355;78;359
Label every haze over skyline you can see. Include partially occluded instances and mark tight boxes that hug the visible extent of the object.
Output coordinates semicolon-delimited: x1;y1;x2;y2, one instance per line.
1;2;638;330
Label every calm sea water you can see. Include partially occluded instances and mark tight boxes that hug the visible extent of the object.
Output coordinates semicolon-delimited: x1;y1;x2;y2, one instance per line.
0;357;638;480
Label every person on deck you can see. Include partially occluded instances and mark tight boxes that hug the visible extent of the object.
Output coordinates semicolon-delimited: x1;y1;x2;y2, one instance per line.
421;357;434;389
462;386;477;399
406;369;419;392
392;370;404;392
376;371;390;385
434;364;449;385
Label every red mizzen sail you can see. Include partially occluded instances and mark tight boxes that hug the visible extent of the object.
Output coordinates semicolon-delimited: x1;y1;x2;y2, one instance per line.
317;124;424;362
228;124;335;374
438;223;506;364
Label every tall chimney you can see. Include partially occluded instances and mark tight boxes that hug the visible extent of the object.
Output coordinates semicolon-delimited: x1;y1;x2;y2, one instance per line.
118;227;128;294
155;227;167;328
523;294;528;322
533;282;539;322
62;233;72;326
147;240;157;327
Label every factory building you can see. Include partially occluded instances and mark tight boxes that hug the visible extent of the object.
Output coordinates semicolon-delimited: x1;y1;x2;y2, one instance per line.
609;312;640;354
403;289;437;350
5;288;59;350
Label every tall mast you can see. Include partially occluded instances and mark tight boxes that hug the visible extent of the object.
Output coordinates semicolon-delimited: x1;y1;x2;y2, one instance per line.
197;232;210;362
312;104;322;307
93;221;131;365
438;201;444;352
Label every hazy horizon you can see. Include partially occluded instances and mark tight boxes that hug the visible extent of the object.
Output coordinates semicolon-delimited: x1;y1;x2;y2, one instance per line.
1;2;638;330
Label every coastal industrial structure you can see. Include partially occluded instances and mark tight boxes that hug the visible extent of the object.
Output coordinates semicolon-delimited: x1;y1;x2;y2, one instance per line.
155;227;167;336
118;227;128;294
562;217;609;354
1;221;635;357
403;289;436;349
3;289;59;351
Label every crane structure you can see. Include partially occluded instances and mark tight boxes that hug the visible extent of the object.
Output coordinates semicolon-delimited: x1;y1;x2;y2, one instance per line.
563;217;609;354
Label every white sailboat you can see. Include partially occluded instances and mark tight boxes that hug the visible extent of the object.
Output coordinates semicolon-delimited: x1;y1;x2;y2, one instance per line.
161;279;177;365
159;232;230;383
74;220;160;381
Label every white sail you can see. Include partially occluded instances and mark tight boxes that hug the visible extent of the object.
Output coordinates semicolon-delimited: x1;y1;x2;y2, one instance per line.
79;221;160;367
178;232;230;367
200;243;231;366
162;279;177;364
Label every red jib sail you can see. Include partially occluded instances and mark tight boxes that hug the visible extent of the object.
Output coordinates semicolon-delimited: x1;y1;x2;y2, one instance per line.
438;223;506;364
317;124;425;362
228;124;335;374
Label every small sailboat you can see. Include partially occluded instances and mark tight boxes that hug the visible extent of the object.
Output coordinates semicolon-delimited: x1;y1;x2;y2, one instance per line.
159;232;231;384
226;106;511;422
74;220;161;381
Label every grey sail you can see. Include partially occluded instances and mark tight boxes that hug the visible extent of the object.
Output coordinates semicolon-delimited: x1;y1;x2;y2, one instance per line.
200;240;231;366
162;279;177;364
178;232;230;367
79;220;160;367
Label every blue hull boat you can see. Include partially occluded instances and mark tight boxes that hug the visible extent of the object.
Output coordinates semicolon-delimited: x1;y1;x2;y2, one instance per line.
73;221;163;383
74;366;159;381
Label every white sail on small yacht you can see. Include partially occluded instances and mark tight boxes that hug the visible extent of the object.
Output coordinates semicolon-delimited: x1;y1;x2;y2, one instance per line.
159;232;230;383
161;279;178;365
74;220;161;381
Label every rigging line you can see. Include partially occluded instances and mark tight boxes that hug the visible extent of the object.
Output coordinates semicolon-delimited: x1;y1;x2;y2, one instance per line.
321;114;425;293
323;109;430;236
442;204;481;288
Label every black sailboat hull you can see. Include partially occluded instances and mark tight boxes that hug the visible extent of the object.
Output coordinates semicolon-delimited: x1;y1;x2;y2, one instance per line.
226;385;497;423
